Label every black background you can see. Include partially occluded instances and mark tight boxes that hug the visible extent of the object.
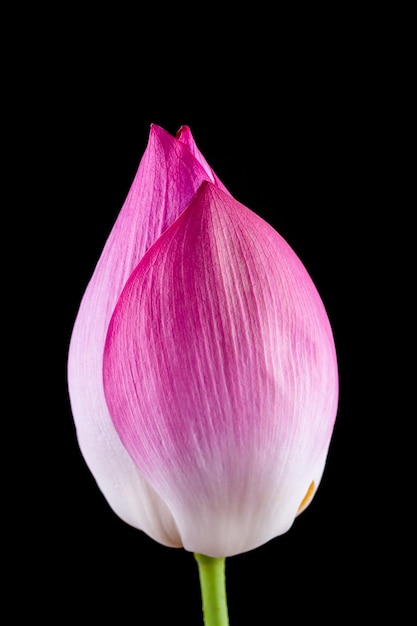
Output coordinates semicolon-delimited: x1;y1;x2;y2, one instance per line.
15;9;409;624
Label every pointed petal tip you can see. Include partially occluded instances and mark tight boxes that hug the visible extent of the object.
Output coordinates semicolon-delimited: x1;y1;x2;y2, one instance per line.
176;124;192;140
149;123;185;143
149;122;167;137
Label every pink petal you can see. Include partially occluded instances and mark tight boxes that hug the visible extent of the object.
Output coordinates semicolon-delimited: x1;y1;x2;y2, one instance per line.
67;125;223;544
176;125;230;193
103;182;338;557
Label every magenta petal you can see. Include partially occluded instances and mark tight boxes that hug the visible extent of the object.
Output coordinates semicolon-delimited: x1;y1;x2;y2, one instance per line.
176;125;230;194
104;182;338;557
67;126;222;545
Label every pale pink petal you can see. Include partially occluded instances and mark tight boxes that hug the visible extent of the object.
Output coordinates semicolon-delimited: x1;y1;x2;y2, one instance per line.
103;182;338;557
68;126;222;545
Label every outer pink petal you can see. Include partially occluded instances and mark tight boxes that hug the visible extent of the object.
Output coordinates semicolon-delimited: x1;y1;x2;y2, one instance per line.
67;126;223;545
103;182;339;557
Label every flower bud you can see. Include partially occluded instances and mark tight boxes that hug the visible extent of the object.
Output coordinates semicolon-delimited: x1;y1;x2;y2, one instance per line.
68;124;338;557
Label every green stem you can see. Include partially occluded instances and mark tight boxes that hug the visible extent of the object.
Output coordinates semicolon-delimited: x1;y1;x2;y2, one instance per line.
194;553;229;626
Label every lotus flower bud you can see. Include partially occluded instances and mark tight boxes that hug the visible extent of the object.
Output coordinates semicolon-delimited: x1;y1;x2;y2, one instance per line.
68;124;338;558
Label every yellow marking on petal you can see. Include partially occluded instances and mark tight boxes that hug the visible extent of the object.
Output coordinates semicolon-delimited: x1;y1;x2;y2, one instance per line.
297;481;315;514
